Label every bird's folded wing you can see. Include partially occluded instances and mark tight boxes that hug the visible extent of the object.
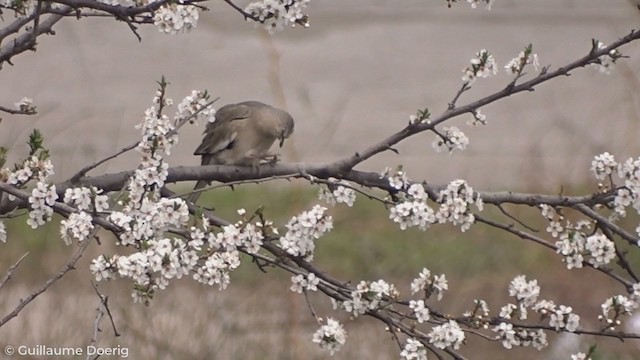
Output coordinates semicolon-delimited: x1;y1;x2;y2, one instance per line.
193;103;253;155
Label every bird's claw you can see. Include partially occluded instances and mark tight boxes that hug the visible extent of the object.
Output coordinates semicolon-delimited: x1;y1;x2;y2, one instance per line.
260;153;281;165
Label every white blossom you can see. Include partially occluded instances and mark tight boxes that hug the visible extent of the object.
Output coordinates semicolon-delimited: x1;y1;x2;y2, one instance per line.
467;109;487;126
599;295;637;329
400;338;428;360
154;4;199;35
244;0;310;34
435;179;482;231
14;97;35;112
591;152;617;181
280;205;332;261
90;255;114;282
410;268;448;301
312;318;346;355
493;322;518;349
585;233;616;268
409;300;430;323
63;186;109;212
176;90;215;123
499;303;517;319
571;353;590;360
549;305;580;332
318;178;356;207
27;181;58;229
428;320;465;350
383;168;409;190
290;273;320;293
432;126;469;153
505;48;540;75
389;200;436;231
6;156;53;185
590;41;621;75
462;49;497;84
59;211;94;245
0;221;6;243
508;275;540;308
338;280;398;317
193;250;241;290
466;0;494;10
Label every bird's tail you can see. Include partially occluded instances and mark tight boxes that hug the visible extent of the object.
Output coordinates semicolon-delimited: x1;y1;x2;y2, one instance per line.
188;179;208;203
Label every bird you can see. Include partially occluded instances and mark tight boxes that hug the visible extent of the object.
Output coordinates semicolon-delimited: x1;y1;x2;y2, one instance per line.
189;101;295;203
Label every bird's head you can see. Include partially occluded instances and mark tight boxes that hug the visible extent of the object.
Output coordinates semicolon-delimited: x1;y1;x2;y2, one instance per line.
277;113;295;147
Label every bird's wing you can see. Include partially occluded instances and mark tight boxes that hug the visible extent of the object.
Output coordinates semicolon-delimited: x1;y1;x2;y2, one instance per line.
193;104;253;156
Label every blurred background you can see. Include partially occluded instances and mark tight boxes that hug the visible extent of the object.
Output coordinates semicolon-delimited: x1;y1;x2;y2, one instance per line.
1;0;640;359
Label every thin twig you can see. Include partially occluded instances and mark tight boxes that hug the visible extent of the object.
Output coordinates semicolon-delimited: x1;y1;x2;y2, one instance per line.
0;229;96;328
0;252;29;290
496;203;539;232
0;105;36;115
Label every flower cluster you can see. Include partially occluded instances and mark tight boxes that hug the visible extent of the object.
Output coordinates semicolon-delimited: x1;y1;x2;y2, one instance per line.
290;272;320;293
492;322;547;350
27;181;58;229
91;211;272;301
409;299;430;323
591;152;617;181
505;44;540;76
244;0;311;34
109;197;190;246
462;49;498;84
540;204;615;269
192;217;270;290
411;268;448;301
467;109;487;126
435;179;483;231
91;235;203;303
14;97;35;112
389;180;481;232
466;0;494;10
4;155;54;188
432;126;469;153
508;275;540;309
318;178;356;207
400;338;427;360
312;318;347;355
381;167;409;190
0;221;6;243
599;294;638;330
571;353;591;360
63;186;109;212
136;102;178;157
176;90;216;123
500;276;580;335
154;4;199;35
591;40;622;75
280;205;333;260
334;280;399;317
59;211;94;245
389;183;435;230
428;320;465;350
592;154;640;221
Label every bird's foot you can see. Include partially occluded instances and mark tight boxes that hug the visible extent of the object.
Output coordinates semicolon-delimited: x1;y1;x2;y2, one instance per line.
260;152;281;165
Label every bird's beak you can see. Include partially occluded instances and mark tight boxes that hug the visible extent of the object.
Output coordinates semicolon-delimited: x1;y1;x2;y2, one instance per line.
279;137;285;147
